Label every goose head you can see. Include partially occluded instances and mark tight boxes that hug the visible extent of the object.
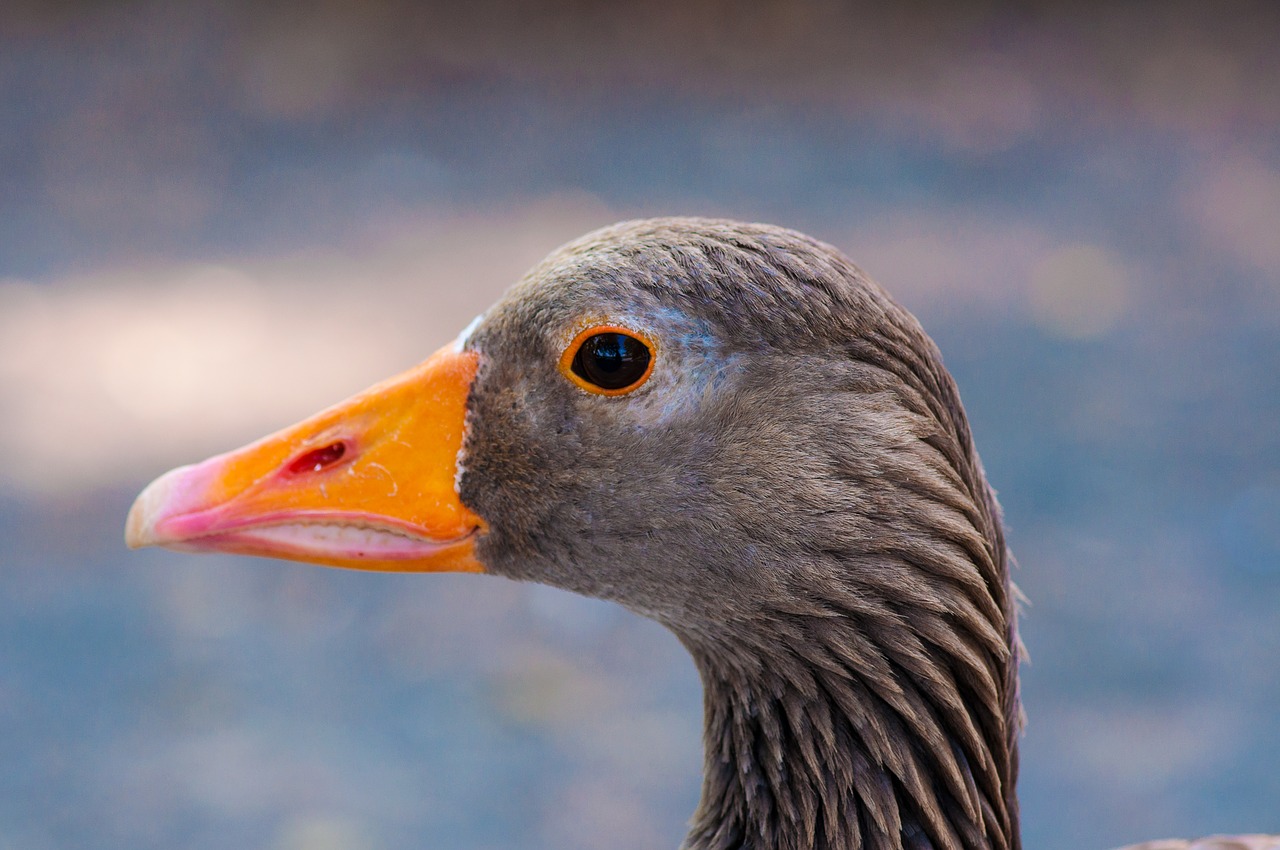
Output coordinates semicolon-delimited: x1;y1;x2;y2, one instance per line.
127;218;1021;850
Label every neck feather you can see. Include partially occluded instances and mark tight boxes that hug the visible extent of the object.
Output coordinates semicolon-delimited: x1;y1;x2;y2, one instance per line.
682;603;1020;850
680;300;1022;850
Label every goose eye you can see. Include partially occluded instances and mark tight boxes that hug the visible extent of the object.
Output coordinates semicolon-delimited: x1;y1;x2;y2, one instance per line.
561;326;655;396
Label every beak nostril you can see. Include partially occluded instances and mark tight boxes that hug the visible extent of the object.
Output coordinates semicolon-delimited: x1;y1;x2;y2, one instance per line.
287;441;349;475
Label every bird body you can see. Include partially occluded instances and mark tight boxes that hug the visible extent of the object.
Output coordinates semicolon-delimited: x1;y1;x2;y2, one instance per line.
126;219;1275;850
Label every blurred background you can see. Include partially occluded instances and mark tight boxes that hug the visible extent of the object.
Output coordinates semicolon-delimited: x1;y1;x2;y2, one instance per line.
2;1;1278;848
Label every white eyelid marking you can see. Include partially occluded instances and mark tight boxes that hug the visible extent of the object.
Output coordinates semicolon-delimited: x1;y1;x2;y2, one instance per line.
453;314;484;352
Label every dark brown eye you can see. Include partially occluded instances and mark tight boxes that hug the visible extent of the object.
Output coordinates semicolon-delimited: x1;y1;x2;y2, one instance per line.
560;326;656;396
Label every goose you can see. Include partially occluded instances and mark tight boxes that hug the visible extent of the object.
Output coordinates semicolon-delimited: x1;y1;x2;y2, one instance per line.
126;218;1277;850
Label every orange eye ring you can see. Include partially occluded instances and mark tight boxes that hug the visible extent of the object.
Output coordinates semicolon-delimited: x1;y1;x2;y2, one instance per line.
558;325;657;396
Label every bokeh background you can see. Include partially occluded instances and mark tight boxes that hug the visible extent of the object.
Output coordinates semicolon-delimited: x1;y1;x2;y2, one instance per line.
3;2;1279;848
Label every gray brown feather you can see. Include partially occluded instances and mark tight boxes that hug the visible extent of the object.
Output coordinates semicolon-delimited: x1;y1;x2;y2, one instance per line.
457;218;1265;850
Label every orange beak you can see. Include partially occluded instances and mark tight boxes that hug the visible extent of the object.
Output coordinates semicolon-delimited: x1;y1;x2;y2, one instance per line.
125;345;486;573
